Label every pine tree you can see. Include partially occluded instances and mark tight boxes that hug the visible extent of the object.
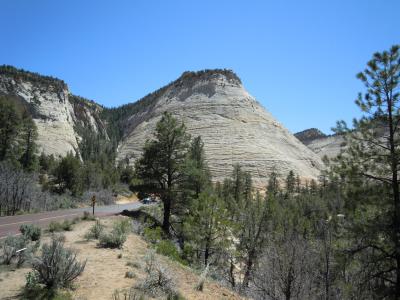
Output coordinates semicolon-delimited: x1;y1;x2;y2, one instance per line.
0;96;22;161
19;112;38;171
184;191;231;266
286;170;296;194
333;45;400;297
135;112;190;234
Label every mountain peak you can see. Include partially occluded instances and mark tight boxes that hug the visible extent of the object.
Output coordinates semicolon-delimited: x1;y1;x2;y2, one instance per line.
178;69;242;85
0;65;67;90
295;128;327;144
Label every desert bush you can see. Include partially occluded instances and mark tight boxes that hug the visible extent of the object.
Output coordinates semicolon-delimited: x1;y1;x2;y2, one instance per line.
48;221;63;232
143;227;162;244
1;235;28;265
194;264;209;291
99;230;127;249
136;250;179;298
20;224;41;241
99;218;131;249
112;288;146;300
61;220;74;231
48;220;73;232
31;235;86;289
84;219;104;240
125;271;136;278
155;240;185;264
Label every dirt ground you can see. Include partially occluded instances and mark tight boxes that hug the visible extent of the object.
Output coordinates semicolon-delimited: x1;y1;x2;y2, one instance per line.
0;216;242;300
115;194;138;205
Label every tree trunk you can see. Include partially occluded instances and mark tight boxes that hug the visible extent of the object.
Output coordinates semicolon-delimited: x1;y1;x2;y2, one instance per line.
162;193;171;235
242;252;254;289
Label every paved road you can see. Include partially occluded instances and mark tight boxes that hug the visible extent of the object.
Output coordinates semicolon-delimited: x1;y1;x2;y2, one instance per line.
0;202;143;239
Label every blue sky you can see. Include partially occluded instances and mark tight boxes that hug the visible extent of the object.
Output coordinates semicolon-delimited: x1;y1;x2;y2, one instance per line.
1;1;399;134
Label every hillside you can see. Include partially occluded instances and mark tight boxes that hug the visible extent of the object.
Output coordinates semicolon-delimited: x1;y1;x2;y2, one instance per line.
116;69;324;187
0;215;242;300
0;66;323;187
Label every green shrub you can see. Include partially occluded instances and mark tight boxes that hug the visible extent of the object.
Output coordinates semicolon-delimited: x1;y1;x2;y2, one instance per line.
135;250;180;298
98;218;131;249
61;220;73;231
125;271;136;278
48;220;73;233
143;227;162;244
20;224;41;241
99;231;127;249
31;235;86;289
84;219;104;240
48;221;63;232
155;240;185;264
1;235;27;265
114;218;131;235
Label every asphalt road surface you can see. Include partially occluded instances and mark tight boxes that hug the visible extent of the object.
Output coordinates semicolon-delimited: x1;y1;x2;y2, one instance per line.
0;202;143;239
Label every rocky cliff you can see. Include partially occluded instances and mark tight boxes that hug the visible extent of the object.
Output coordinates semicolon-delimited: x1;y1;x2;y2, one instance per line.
295;128;345;159
117;70;324;187
1;66;324;187
0;66;107;157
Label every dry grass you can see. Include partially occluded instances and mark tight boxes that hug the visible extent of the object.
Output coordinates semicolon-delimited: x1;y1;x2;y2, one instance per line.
0;216;242;300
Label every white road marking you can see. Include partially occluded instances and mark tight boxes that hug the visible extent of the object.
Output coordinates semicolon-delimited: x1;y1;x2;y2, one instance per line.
0;213;81;228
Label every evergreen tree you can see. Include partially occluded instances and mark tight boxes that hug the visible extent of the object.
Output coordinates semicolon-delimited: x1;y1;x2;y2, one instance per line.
333;45;400;297
53;152;82;195
267;169;280;196
19;112;38;171
134;112;190;234
286;170;296;194
184;191;231;266
0;96;22;162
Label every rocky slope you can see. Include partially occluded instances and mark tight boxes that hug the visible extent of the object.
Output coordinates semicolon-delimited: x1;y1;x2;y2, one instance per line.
1;66;324;187
295;128;345;159
0;66;107;157
117;70;324;187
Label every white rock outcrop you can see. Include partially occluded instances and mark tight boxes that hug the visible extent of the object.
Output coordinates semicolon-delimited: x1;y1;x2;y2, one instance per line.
0;75;79;157
117;71;324;187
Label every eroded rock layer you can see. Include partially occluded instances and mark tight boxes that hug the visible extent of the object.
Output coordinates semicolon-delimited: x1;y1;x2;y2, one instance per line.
117;71;324;187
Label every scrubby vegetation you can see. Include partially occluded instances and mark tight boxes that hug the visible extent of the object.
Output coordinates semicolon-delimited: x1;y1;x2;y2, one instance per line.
29;235;86;289
48;220;74;233
84;219;104;240
128;45;400;299
20;224;41;241
135;250;180;299
99;218;131;248
1;45;399;299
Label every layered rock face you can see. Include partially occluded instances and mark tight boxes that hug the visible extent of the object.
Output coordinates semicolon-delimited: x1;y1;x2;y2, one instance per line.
1;66;324;187
117;70;324;187
295;128;345;159
0;67;106;157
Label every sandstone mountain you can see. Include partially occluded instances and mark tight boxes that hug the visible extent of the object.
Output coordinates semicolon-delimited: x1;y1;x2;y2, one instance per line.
0;66;324;187
0;66;107;157
116;70;324;187
295;128;345;159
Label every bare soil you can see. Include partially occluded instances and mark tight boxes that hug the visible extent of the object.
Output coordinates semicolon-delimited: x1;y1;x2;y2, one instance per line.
0;216;242;300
